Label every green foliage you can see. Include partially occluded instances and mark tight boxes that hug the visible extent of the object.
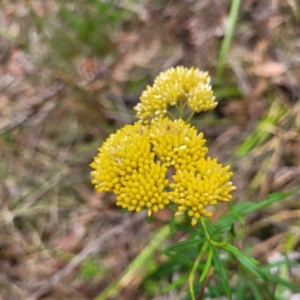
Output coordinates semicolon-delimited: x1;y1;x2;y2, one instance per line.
80;258;104;280
237;101;287;156
30;0;135;72
58;0;127;56
216;0;241;81
141;190;300;299
213;190;294;234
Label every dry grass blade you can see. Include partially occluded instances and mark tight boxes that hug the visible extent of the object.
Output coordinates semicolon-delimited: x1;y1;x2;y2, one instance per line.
12;168;69;217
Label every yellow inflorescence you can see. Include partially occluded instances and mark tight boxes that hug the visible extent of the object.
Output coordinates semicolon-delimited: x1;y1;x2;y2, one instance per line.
134;66;217;122
149;118;207;170
91;66;236;226
170;157;236;226
90;122;149;193
90;122;170;217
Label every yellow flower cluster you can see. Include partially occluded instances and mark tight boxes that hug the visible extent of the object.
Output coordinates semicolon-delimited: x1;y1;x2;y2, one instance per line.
90;122;170;217
170;157;236;226
149;118;207;170
134;66;217;122
91;66;236;225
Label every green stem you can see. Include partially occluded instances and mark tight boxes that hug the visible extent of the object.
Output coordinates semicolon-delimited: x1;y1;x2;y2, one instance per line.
200;217;225;247
185;111;195;123
200;217;210;240
166;111;176;120
176;98;188;119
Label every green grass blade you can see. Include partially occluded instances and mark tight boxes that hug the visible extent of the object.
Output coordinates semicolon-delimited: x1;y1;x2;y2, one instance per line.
237;101;286;156
216;0;241;80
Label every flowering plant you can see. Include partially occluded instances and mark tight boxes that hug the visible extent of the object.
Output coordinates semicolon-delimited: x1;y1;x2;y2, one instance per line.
91;66;236;226
90;67;299;299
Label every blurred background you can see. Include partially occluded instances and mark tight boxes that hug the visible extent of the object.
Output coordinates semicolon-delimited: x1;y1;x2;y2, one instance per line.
0;0;300;299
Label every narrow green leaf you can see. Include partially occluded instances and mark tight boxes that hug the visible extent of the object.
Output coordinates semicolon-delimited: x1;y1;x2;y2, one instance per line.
261;259;299;271
236;275;246;300
212;248;231;298
229;204;245;225
235;254;261;278
248;281;265;300
213;190;294;234
223;244;259;265
238;191;294;214
199;246;213;283
164;237;205;255
259;270;300;293
162;273;189;293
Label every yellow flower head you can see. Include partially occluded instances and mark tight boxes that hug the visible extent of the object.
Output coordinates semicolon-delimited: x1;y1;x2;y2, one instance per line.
90;122;170;217
134;66;217;122
170;157;237;226
149;118;208;170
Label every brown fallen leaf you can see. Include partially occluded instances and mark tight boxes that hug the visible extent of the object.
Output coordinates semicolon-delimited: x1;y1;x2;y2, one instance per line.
254;61;286;78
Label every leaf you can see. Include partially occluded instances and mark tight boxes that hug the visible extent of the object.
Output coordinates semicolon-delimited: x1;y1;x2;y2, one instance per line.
223;244;259;265
237;190;294;214
235;252;300;293
235;254;261;278
236;275;247;300
213;190;294;234
162;274;189;293
212;248;231;298
229;205;245;225
248;281;265;300
164;237;206;256
259;270;300;293
199;246;213;283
